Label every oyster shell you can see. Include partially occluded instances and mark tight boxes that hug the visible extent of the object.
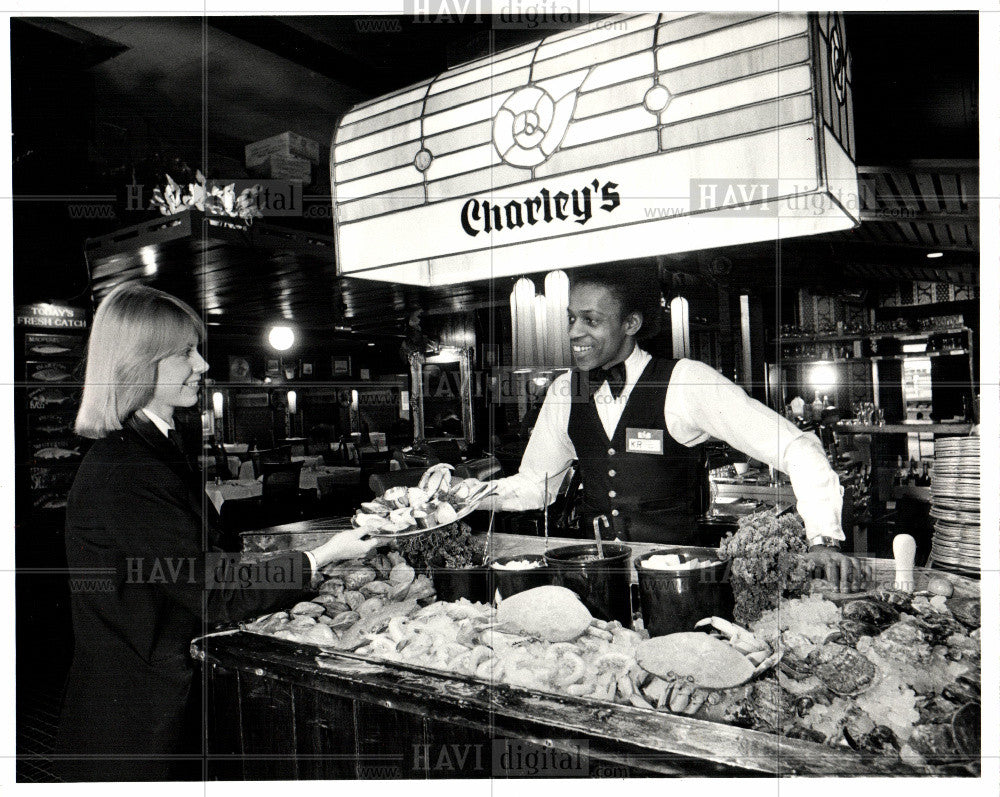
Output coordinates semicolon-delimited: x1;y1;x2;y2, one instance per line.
804;642;877;696
841;598;899;629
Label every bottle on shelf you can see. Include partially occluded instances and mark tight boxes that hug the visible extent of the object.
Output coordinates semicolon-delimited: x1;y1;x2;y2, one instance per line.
916;462;931;487
812;392;825;421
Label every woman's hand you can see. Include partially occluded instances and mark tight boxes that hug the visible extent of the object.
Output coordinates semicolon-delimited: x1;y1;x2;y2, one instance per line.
309;528;380;568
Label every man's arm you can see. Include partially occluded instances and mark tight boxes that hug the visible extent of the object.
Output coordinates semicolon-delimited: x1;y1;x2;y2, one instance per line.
665;359;843;546
485;374;577;511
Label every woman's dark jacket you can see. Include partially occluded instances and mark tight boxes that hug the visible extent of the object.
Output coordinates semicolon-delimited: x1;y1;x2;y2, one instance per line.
55;413;311;781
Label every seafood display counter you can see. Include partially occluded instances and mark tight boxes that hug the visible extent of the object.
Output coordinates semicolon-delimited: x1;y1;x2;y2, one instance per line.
190;531;980;779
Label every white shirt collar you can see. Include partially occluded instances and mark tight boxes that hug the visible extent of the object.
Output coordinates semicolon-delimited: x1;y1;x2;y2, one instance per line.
140;408;173;438
591;345;651;405
622;344;650;382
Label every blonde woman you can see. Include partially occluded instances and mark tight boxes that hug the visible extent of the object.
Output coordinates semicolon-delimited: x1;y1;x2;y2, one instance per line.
55;284;376;781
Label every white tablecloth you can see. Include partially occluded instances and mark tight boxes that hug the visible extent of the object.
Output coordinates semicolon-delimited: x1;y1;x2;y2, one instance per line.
205;465;361;512
206;480;261;513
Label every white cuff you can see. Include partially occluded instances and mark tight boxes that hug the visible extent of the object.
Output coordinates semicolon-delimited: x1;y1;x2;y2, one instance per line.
303;550;320;586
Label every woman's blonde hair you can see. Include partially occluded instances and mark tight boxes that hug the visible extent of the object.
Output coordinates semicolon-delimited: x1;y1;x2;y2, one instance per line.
75;284;205;438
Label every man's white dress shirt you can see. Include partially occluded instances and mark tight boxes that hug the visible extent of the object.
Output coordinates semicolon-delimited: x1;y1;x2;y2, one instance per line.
489;347;844;546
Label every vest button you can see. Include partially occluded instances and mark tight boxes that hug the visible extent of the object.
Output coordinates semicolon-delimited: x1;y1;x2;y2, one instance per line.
608;469;616;477
611;509;620;517
608;490;616;498
607;448;615;456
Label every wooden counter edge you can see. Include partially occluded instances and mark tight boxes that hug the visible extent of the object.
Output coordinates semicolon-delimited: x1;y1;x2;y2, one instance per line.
191;630;922;778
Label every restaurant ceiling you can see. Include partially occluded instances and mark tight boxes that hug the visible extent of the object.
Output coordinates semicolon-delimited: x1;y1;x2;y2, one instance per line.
84;211;506;335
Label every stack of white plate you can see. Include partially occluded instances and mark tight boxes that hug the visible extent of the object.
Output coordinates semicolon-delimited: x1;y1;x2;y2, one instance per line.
929;436;980;576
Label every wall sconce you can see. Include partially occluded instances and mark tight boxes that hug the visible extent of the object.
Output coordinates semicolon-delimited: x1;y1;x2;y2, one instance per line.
212;391;224;419
287;390;297;415
670;296;690;359
510;270;570;369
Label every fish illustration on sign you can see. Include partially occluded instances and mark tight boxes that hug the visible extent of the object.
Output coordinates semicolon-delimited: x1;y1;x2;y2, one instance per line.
33;492;69;510
30;344;73;355
30;366;72;382
34;422;72;435
29;387;75;406
34;446;80;460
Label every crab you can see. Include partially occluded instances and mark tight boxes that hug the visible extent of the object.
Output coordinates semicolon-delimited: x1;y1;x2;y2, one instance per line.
695;616;784;673
631;616;784;717
418;462;455;496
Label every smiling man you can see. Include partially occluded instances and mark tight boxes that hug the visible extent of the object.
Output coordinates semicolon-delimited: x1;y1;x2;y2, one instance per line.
487;270;870;592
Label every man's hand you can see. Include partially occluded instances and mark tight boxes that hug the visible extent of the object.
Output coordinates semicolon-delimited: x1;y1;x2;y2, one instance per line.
803;545;874;593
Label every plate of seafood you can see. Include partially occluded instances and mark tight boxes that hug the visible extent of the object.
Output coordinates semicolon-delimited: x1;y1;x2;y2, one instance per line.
351;463;497;538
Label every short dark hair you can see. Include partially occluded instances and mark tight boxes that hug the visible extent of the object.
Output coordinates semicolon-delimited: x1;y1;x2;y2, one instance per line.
570;269;661;340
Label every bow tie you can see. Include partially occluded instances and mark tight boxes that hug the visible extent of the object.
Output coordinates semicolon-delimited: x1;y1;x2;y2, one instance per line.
590;361;628;399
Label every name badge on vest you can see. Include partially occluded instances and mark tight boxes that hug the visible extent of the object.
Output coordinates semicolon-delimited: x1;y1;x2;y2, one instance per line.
626;427;664;455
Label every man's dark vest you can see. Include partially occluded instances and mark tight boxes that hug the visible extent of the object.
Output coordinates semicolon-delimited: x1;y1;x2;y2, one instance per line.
568;356;703;543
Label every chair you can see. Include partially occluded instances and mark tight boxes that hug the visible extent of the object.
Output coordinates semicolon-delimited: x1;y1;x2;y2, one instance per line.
368;467;428;497
261;461;303;503
454;454;502;481
274;445;293;462
251;445;292;478
426;438;464;467
389;448;409;471
358;447;393;499
208;436;234;480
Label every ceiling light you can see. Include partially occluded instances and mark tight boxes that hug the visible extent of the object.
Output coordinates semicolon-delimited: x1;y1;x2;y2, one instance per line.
926;252;943;259
808;363;838;391
268;325;295;351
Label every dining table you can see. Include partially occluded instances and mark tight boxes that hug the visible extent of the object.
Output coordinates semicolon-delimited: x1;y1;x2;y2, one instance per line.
205;464;362;513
